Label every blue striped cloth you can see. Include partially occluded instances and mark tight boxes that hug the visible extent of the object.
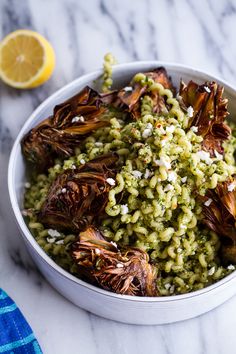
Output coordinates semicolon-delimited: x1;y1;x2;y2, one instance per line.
0;289;42;353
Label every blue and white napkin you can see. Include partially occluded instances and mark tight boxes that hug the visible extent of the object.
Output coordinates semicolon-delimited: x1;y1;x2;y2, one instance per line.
0;289;42;353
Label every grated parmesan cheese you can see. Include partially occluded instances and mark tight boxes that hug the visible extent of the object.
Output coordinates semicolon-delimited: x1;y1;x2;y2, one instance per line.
164;184;174;192
95;142;103;147
80;159;85;164
142;123;153;139
61;188;67;193
180;224;187;229
166;125;175;134
176;93;183;102
227;265;235;270
196;150;212;165
187;106;194;118
167;171;177;183
123;86;133;92
228;182;236;192
204;86;211;93
110;241;117;248
48;229;61;238
154;156;171;169
120;204;129;215
146;123;153;129
72;115;85;123
181;176;187;183
156;124;165;135
106;178;116;186
47;237;56;244
164;283;171;290
169;285;175;293
55;240;64;245
116;263;124;268
132;170;142;179
161;138;168;146
208;266;215;276
204;198;212;207
190;126;198;133
24;182;31;188
144;169;151;179
214;150;223;161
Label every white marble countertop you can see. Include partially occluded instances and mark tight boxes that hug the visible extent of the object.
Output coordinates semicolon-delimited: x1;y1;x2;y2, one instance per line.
1;0;236;353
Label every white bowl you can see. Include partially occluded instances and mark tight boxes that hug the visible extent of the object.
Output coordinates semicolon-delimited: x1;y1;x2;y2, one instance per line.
8;61;236;325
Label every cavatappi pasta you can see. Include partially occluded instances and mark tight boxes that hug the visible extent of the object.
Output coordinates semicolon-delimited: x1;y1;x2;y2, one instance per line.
23;63;236;296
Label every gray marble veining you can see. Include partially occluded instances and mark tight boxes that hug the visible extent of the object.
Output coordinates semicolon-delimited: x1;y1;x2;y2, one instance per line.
1;0;236;353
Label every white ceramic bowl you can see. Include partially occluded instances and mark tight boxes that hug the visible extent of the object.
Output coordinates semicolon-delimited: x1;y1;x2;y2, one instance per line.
8;62;236;325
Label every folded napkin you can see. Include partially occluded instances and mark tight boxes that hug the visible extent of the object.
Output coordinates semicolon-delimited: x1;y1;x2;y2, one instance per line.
0;289;42;353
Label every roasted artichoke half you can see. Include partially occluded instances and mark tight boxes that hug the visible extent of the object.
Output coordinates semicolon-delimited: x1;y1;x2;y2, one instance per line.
38;153;119;232
201;177;236;263
71;226;158;296
116;67;175;119
179;80;230;155
21;86;109;171
21;68;175;172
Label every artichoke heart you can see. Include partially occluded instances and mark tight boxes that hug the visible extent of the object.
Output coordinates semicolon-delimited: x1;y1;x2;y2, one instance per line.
38;153;119;232
179;80;230;155
21;86;109;171
71;226;158;296
201;176;236;263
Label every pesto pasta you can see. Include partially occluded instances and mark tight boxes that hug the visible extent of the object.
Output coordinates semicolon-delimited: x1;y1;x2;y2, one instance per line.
23;63;236;296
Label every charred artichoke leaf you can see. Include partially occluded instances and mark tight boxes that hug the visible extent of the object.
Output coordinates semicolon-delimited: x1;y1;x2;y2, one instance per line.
179;80;230;155
221;245;236;264
21;86;109;171
53;86;104;127
21;117;55;170
215;179;236;218
71;226;158;296
201;177;236;262
38;153;119;232
117;67;175;119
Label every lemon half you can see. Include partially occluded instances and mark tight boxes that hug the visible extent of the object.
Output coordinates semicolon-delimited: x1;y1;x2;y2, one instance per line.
0;29;55;89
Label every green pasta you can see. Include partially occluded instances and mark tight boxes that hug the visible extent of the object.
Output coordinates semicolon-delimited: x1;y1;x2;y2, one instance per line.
23;69;236;296
101;53;117;93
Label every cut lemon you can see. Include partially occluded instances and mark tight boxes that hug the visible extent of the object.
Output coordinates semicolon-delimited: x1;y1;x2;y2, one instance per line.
0;29;55;89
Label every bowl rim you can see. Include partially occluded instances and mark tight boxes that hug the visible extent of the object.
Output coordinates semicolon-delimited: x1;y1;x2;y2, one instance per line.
8;60;236;303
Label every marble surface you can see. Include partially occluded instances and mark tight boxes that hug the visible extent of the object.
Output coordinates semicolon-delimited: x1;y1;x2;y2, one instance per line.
1;0;236;353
